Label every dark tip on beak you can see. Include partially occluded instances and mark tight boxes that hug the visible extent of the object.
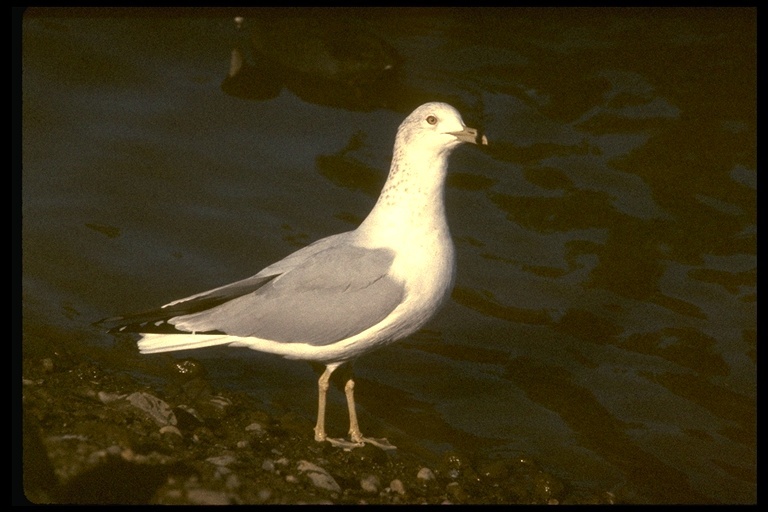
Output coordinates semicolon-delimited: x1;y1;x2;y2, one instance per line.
450;126;489;146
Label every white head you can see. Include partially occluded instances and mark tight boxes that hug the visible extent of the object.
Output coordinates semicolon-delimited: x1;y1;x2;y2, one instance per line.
359;102;486;238
394;102;486;158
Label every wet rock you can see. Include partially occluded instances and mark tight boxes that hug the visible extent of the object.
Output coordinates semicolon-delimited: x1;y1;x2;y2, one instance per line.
20;349;612;504
441;451;477;481
477;459;510;481
172;405;204;431
125;392;176;427
297;460;341;493
170;358;207;379
531;470;564;503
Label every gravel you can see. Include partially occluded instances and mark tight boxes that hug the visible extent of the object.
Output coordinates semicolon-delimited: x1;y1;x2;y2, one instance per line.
20;339;617;504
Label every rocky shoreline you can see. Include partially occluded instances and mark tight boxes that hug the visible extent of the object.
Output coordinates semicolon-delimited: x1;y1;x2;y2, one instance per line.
20;339;616;505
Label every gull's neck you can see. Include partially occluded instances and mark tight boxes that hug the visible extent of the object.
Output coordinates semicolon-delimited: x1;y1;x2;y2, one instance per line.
357;142;452;244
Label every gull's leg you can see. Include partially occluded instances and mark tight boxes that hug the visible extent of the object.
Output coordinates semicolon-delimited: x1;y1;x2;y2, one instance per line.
316;363;397;451
344;370;397;451
313;365;334;442
344;375;365;444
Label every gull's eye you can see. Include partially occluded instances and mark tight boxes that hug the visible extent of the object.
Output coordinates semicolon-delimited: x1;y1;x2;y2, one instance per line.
426;115;437;125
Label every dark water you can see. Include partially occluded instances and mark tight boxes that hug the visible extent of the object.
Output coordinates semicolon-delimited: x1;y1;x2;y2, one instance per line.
21;8;756;504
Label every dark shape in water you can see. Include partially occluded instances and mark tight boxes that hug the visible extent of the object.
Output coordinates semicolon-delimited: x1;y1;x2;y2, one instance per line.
221;16;403;112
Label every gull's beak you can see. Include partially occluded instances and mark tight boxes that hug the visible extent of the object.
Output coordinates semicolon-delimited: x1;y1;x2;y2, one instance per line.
449;126;488;146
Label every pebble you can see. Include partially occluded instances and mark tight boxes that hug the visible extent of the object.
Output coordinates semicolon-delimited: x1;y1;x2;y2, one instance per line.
97;391;126;404
297;460;341;493
389;479;406;495
159;425;182;437
245;422;265;434
206;454;237;467
417;467;436;482
22;342;614;504
125;391;177;427
360;474;380;493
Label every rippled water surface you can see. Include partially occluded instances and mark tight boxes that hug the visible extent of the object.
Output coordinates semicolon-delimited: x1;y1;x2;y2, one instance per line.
21;8;756;503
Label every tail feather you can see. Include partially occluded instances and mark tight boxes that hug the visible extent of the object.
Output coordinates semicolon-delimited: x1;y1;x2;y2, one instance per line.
138;333;235;354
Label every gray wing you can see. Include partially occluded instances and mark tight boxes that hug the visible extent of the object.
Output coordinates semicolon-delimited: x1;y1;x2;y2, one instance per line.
169;240;404;346
96;273;279;333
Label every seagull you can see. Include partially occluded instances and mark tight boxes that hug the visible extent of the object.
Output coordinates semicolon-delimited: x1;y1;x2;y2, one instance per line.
99;102;488;450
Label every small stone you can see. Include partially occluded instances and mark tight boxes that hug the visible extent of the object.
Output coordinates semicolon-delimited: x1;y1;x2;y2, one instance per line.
86;449;106;465
389;479;406;495
206;454;237;467
159;425;182;437
209;395;232;410
245;422;265;434
196;395;232;421
360;474;380;493
416;467;436;482
261;459;275;472
126;391;177;427
297;460;341;493
98;391;126;404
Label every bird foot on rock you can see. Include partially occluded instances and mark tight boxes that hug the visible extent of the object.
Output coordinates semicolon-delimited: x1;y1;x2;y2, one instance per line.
359;437;397;451
325;436;397;451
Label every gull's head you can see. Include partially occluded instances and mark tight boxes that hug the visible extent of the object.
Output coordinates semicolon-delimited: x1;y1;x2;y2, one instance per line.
395;102;488;156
